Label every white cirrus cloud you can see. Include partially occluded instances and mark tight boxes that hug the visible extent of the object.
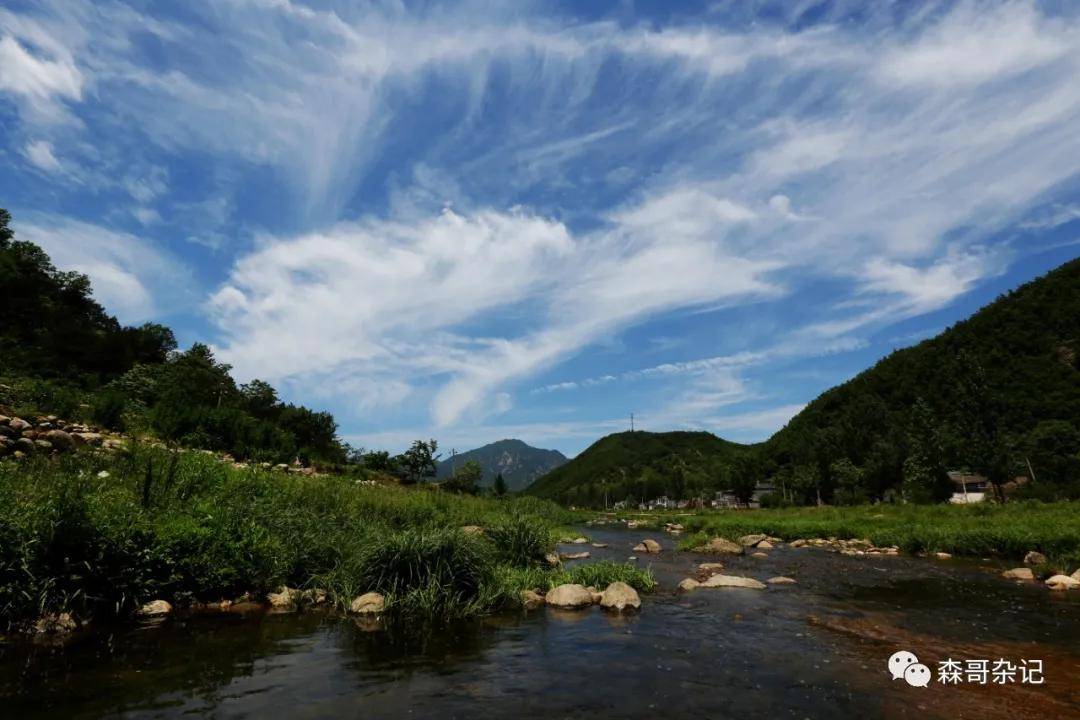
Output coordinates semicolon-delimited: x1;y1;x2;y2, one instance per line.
14;216;194;323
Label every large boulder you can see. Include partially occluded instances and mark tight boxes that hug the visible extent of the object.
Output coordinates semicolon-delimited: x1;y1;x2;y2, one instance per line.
350;592;386;614
1002;567;1034;581
1073;569;1080;582
756;540;775;550
599;582;641;612
43;429;75;452
137;599;173;617
677;578;701;592
1045;574;1079;591
1024;551;1048;565
633;538;662;554
693;537;743;555
738;534;767;547
700;574;767;590
790;539;808;548
15;437;35;454
545;584;595;609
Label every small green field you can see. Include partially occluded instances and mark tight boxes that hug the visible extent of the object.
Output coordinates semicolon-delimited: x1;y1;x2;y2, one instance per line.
594;503;1080;568
0;446;651;633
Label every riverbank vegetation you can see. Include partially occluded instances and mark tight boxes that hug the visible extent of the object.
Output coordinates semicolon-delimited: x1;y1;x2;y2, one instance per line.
595;503;1080;567
0;445;652;634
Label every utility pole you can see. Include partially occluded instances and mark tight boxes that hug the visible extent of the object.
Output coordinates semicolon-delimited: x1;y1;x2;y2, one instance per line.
630;413;634;432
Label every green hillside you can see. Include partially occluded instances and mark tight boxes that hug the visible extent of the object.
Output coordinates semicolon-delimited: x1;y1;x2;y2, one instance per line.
527;257;1080;507
436;439;566;492
526;430;750;506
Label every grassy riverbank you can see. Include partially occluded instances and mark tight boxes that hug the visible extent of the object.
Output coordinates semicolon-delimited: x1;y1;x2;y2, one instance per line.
596;503;1080;567
0;446;652;633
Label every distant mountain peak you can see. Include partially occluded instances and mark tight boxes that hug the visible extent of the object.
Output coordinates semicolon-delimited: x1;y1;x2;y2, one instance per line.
435;439;567;491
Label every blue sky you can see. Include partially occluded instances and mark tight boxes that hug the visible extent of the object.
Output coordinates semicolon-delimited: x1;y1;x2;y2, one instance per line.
2;1;1079;456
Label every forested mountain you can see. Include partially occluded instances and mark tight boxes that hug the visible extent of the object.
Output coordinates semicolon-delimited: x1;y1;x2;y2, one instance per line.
528;258;1080;506
436;439;566;492
526;431;749;506
0;208;345;465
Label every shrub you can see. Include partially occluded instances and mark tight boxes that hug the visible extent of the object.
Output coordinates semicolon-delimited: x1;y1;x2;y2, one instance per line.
354;528;494;619
486;515;553;567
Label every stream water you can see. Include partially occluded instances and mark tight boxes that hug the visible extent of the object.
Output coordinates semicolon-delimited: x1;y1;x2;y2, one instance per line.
3;526;1080;719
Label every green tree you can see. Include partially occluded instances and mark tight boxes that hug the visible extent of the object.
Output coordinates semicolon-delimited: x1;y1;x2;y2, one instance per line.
902;398;952;504
446;459;482;494
1024;420;1080;486
492;472;508;497
830;458;867;505
730;455;758;505
398;439;440;485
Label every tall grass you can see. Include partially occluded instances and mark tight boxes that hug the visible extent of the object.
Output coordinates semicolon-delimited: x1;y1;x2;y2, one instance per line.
0;446;646;631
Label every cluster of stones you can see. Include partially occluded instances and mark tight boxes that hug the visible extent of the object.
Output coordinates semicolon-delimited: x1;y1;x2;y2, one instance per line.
0;411;327;476
1002;551;1080;591
788;536;901;556
521;581;641;613
677;534;795;591
0;414;115;458
664;522;684;535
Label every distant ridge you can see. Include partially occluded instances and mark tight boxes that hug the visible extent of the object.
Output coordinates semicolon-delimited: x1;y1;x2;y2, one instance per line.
435;439;567;492
526;257;1080;506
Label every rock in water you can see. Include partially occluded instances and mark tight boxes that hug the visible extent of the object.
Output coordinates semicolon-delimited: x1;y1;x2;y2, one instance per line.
1024;551;1048;565
693;537;743;555
520;590;545;610
600;582;641;612
738;534;766;547
571;537;589;544
767;576;796;585
267;587;300;610
559;551;590;561
790;539;807;548
137;599;173;617
697;562;724;577
700;574;767;590
756;540;775;550
545;584;595;609
1002;568;1034;581
677;578;701;592
350;592;386;614
633;538;662;554
1045;575;1079;591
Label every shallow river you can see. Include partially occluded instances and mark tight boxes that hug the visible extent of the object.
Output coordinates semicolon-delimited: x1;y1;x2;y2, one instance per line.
3;526;1080;719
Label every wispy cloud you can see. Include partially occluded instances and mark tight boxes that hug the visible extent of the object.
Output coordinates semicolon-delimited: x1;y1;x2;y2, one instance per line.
1;1;1078;451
